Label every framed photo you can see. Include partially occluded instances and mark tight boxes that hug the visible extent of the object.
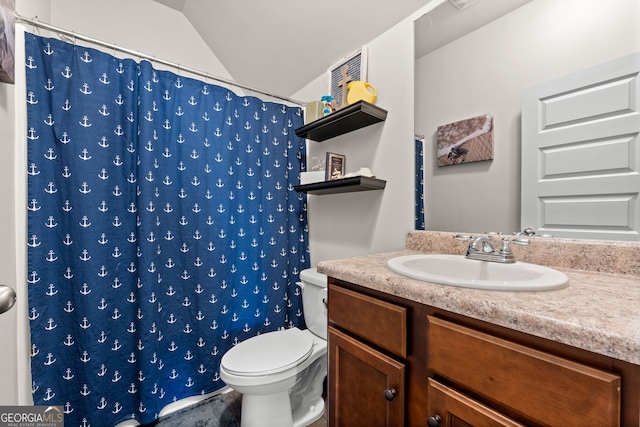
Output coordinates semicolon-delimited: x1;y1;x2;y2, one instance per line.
328;47;368;107
0;0;16;84
326;152;346;181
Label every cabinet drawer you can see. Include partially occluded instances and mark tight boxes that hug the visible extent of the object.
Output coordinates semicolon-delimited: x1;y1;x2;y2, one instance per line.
329;285;407;357
428;378;525;427
427;316;620;427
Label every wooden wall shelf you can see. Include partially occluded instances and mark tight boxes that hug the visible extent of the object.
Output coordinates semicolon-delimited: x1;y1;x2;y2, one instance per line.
295;101;388;142
294;176;387;195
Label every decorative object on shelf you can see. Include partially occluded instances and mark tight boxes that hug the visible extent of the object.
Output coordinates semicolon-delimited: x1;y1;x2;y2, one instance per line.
437;113;494;167
308;155;326;172
305;100;324;124
347;81;377;105
300;171;326;185
336;65;352;109
326;152;346;181
342;167;374;179
320;95;336;116
329;47;368;108
0;0;15;84
300;155;326;185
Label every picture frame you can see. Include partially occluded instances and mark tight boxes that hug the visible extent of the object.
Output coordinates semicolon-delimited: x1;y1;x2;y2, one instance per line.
0;0;16;84
325;152;346;181
328;47;368;108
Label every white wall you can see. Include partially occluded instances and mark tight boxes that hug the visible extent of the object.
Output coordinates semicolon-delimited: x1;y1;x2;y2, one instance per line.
415;0;640;235
293;2;444;266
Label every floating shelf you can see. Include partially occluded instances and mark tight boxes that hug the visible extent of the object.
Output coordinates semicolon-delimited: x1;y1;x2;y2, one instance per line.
295;101;388;142
294;176;387;195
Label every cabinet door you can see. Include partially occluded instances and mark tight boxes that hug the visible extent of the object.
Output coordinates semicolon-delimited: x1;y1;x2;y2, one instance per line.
427;379;525;427
329;326;405;427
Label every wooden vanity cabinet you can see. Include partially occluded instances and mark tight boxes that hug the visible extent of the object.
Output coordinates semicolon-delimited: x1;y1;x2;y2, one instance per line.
328;279;433;426
328;284;408;426
327;278;640;427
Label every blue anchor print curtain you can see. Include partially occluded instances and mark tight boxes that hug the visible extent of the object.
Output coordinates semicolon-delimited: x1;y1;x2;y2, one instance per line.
25;34;308;427
415;138;425;230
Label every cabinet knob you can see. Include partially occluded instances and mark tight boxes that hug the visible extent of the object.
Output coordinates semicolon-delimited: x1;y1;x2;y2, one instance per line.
427;415;442;426
383;388;397;401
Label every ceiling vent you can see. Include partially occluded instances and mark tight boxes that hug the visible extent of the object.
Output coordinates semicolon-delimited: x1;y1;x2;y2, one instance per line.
449;0;481;9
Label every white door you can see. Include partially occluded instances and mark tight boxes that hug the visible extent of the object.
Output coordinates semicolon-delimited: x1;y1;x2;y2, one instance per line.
0;44;20;407
0;293;19;405
0;26;32;407
0;77;19;405
521;53;640;240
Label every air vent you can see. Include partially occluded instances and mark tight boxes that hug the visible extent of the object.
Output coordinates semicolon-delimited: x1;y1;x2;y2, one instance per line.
449;0;481;9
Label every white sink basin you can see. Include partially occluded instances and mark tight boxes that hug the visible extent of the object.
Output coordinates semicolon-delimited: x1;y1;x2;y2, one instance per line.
387;254;569;291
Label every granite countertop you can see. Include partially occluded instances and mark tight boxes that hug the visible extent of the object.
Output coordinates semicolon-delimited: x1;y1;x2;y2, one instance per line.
316;231;640;365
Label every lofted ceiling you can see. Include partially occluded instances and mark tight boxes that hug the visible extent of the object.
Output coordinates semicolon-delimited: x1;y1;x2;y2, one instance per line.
414;0;533;59
153;0;434;97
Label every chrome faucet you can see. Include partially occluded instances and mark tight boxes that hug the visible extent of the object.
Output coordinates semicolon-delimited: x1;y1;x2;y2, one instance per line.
455;234;529;263
469;236;495;254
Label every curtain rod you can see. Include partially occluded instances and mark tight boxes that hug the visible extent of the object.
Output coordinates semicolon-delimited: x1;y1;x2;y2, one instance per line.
16;14;305;107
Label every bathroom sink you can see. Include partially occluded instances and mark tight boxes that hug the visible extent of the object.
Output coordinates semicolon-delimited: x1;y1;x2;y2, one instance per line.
387;254;569;291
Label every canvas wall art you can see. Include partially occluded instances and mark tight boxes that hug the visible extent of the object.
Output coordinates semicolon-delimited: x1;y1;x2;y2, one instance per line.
437;113;494;166
0;0;15;84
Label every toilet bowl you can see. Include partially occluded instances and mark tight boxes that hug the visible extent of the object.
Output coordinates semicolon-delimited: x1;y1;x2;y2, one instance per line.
219;268;328;427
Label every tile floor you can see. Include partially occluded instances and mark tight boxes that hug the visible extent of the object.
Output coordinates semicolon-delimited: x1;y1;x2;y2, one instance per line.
151;390;327;426
224;390;327;427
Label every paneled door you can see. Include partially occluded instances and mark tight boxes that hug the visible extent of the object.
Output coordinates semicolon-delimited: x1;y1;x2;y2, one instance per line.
521;53;640;240
329;326;405;427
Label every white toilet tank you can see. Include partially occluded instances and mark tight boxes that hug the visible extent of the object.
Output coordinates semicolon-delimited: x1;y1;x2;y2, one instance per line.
298;268;327;340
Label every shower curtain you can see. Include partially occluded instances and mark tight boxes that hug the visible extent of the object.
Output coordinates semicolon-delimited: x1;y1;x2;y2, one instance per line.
25;34;308;427
415;137;425;230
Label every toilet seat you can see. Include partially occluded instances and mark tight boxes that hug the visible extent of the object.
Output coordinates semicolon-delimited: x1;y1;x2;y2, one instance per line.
221;328;314;377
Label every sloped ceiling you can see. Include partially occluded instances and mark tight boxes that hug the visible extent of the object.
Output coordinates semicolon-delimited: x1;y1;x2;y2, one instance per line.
153;0;434;97
414;0;533;59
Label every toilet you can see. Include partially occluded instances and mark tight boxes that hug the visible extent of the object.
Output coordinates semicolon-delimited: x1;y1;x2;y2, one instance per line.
219;268;328;427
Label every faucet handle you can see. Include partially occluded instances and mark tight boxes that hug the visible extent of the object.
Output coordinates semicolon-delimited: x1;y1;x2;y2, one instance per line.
499;236;529;255
454;234;473;241
510;237;530;246
515;228;536;236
